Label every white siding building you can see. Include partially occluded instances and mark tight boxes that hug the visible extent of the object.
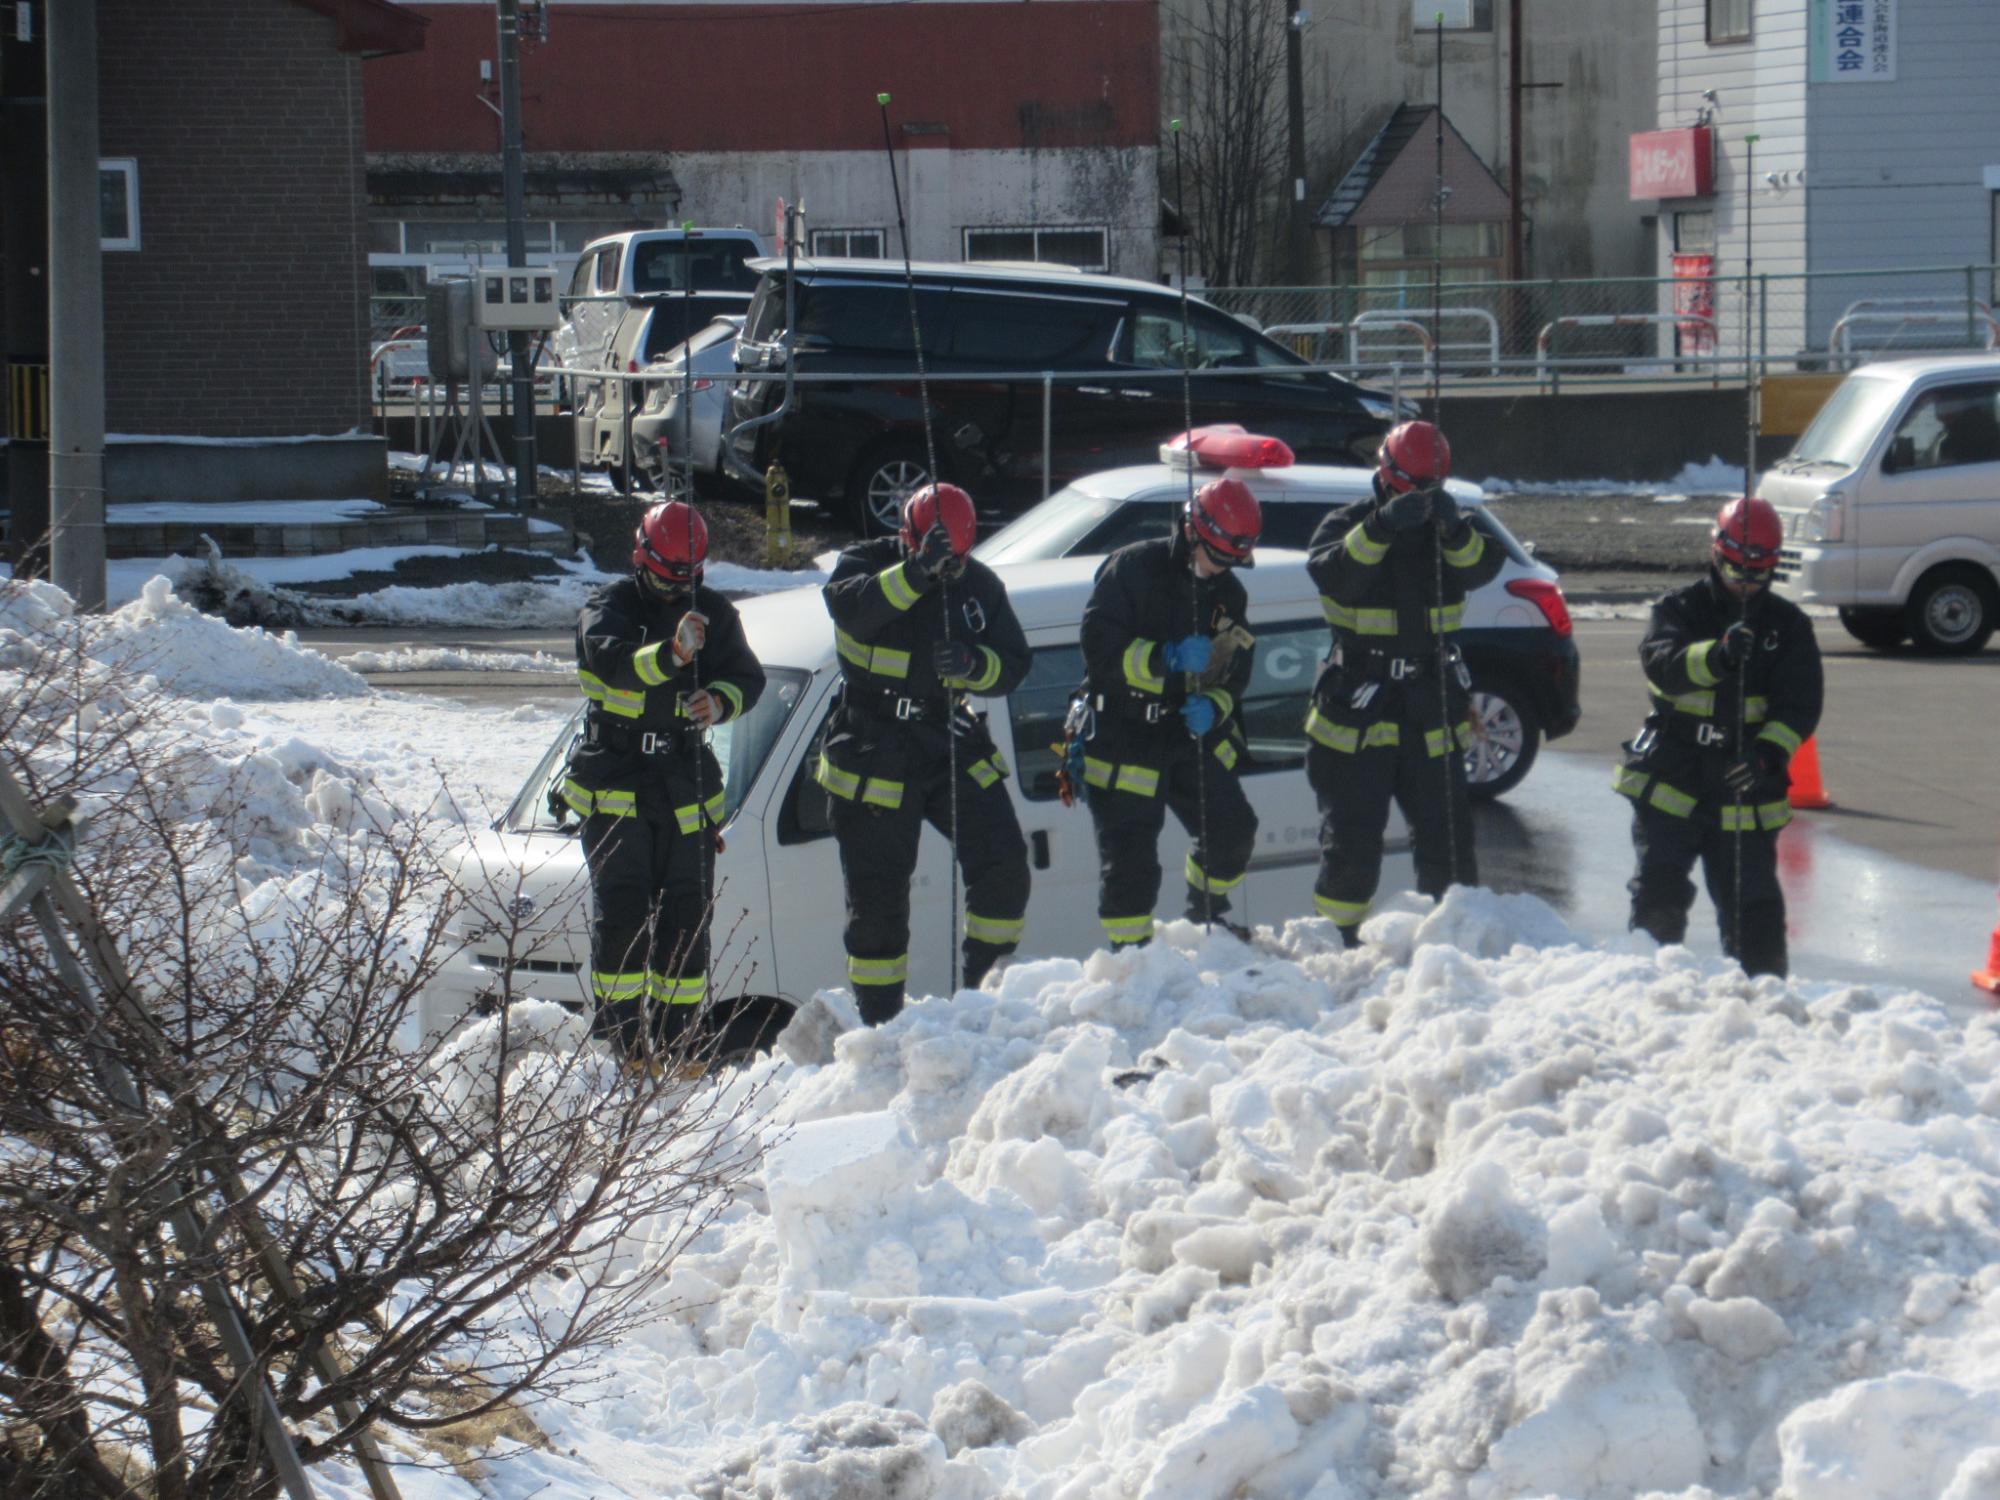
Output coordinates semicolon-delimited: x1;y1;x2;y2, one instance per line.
1648;0;2000;363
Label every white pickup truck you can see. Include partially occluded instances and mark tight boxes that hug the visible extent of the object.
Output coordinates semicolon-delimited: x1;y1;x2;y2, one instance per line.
1761;354;2000;654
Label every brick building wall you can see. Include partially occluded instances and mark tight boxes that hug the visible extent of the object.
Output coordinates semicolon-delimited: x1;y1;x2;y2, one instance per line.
99;0;371;437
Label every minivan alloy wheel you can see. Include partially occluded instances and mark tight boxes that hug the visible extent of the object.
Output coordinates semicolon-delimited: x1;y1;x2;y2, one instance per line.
855;449;933;535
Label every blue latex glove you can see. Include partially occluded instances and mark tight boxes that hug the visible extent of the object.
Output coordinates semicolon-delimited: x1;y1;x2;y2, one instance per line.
1161;634;1212;673
1181;695;1218;737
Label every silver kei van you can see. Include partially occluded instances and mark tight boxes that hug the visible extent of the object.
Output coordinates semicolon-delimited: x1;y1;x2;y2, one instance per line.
1762;354;2000;654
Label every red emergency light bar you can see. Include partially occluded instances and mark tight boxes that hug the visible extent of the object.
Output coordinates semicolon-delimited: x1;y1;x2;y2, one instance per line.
1161;424;1295;471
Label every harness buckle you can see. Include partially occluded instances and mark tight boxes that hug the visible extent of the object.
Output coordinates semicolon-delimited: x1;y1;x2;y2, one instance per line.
1695;723;1729;748
1388;657;1415;680
640;731;658;754
894;697;918;721
1142;702;1167;724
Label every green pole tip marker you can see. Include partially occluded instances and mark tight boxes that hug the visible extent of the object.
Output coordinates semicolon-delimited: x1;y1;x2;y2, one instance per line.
682;220;695;232
1169;118;1181;132
877;92;892;106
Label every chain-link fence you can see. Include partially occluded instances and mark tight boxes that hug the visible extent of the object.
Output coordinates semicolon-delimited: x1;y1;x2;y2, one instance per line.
1212;262;2000;384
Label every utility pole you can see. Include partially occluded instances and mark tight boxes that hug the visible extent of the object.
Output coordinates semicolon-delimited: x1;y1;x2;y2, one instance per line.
496;0;538;506
3;2;50;578
47;0;105;609
1507;0;1524;282
1283;0;1311;285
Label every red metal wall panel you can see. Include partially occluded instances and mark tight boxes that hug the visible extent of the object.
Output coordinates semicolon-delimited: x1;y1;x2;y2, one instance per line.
365;2;1159;154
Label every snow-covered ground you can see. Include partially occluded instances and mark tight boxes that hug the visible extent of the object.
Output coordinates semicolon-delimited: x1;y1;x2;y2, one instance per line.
1475;459;1748;503
9;574;2000;1500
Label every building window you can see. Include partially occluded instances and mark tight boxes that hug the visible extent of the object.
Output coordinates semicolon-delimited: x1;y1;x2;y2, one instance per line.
1673;210;1716;254
1420;0;1494;31
963;225;1109;272
99;159;139;251
1707;0;1751;44
811;228;886;259
1346;222;1503;286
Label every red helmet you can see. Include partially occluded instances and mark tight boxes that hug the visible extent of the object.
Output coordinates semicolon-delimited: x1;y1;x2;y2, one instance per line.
1377;420;1451;494
1711;496;1782;575
632;500;708;588
900;483;977;557
1186;477;1262;567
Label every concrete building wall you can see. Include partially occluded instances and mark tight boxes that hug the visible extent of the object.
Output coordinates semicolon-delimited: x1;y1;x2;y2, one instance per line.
1652;0;1811;359
99;0;373;437
1804;0;2000;341
669;147;1161;280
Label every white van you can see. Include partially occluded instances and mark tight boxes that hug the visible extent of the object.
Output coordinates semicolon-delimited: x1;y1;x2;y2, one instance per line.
552;227;764;401
422;553;1420;1038
1762;354;2000;654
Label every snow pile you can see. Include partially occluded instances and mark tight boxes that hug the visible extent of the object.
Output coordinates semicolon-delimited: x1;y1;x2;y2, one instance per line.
413;892;2000;1500
339;644;571;674
1477;457;1746;500
2;574;366;699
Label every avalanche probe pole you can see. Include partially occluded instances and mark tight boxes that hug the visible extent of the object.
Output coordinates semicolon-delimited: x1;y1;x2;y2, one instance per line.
1430;12;1463;894
1730;134;1761;958
878;92;962;991
679;226;714;995
1171;120;1212;934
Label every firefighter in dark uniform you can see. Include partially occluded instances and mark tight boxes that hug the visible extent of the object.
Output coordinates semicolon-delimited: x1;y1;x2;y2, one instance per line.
1077;476;1262;949
567;501;766;1055
1304;420;1503;945
817;483;1032;1024
1613;496;1822;977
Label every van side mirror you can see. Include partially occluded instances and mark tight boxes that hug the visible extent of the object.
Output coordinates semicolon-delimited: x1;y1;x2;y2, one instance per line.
1885;434;1916;473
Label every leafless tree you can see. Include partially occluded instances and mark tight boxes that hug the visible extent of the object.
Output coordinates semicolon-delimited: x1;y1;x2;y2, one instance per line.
1164;0;1290;289
0;586;769;1498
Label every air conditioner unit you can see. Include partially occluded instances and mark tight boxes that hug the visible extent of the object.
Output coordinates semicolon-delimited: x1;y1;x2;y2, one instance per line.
474;267;562;331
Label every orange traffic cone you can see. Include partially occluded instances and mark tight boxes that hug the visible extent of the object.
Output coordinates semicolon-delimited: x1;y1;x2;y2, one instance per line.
1975;900;2000;997
1787;736;1832;810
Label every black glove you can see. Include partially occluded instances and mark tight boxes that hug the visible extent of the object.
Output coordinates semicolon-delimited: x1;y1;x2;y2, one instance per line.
904;522;959;590
1430;490;1463;528
1378;486;1433;533
1722;744;1788;799
1713;621;1756;673
933;638;978;682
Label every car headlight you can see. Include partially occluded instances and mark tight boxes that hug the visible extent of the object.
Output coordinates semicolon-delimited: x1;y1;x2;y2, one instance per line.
1357;394;1398;421
1801;492;1846;544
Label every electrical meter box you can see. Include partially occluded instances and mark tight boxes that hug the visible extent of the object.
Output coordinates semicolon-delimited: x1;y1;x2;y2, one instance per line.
475;267;562;331
425;279;499;383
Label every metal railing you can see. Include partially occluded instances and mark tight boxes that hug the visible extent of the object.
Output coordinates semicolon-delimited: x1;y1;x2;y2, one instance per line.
1211;262;2000;384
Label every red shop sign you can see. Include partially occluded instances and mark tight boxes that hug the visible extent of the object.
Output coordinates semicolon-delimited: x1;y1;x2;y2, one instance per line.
1629;127;1715;200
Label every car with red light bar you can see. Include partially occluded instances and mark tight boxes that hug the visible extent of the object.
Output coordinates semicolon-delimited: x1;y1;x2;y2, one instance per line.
974;425;1581;798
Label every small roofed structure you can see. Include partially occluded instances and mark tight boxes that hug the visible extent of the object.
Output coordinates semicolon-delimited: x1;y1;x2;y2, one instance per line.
1317;104;1512;289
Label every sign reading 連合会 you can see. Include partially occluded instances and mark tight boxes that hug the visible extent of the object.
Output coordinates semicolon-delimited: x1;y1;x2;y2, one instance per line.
1809;0;1895;83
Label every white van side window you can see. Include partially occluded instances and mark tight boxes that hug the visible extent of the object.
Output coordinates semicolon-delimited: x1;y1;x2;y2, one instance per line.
1890;383;2000;471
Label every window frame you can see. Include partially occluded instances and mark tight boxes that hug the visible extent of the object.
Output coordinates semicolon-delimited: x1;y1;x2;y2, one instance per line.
810;227;887;259
99;158;140;252
962;225;1111;274
1706;0;1752;45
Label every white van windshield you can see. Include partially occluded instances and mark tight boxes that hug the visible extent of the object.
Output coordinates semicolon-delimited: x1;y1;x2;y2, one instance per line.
975;487;1123;563
504;668;811;834
1788;374;1906;469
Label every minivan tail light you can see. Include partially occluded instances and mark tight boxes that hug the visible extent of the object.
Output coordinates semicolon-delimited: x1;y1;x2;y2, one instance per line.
627;358;641;373
1505;577;1573;637
690;378;714;392
1162;424;1295;471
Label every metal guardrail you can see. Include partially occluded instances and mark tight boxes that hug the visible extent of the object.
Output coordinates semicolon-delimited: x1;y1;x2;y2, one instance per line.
1537;314;1715;379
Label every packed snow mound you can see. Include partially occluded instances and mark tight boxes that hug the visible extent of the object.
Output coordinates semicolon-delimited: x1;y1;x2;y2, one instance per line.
483;889;2000;1500
1;574;366;700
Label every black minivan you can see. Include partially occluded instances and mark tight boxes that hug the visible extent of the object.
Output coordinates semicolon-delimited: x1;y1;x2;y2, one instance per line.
724;258;1404;531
